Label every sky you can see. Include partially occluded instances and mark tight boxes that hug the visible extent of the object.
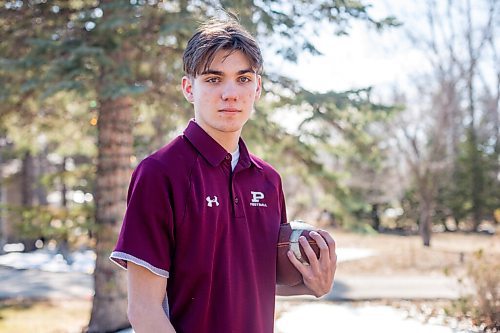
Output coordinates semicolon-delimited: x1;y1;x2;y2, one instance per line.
263;0;499;138
262;1;427;131
267;1;434;99
264;0;496;100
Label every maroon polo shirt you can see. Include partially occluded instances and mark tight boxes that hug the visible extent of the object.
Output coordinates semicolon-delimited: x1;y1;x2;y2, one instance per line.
110;120;287;333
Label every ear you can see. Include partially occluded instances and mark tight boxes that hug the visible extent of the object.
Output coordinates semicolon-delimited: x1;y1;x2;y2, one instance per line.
181;76;195;103
254;75;262;101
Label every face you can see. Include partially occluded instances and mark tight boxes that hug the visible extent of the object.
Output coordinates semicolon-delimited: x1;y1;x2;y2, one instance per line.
181;50;262;141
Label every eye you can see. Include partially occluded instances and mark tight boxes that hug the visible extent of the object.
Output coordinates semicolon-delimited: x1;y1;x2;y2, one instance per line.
238;76;251;83
206;77;221;83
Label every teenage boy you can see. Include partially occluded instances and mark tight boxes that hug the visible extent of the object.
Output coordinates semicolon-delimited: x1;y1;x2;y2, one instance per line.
110;18;337;333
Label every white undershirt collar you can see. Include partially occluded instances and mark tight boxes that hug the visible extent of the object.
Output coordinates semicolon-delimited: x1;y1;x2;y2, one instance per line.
230;147;240;171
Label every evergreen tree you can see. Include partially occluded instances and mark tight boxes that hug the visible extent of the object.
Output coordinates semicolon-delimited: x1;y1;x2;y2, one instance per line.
1;1;396;330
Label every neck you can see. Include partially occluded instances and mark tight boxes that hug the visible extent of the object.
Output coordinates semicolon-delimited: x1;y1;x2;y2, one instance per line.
200;126;240;153
214;133;240;153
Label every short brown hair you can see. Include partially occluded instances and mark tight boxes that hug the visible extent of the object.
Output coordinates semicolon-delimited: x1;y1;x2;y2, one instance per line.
183;18;263;77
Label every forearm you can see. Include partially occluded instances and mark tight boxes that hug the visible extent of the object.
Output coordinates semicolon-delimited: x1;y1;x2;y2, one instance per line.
127;262;175;332
276;283;315;297
129;305;176;333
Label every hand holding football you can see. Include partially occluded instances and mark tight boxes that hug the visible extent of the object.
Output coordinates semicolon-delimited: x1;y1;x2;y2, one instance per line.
276;220;321;286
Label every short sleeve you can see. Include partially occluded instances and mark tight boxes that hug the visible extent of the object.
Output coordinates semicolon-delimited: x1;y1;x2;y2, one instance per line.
110;157;174;278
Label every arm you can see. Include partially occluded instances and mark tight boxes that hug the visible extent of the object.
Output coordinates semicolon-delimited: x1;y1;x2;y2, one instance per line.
276;230;337;298
127;262;176;333
276;282;314;296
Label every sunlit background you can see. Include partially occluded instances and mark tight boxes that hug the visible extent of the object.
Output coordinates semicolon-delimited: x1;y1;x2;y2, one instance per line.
0;0;498;332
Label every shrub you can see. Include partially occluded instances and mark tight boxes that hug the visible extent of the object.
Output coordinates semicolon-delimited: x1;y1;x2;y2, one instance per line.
451;249;500;332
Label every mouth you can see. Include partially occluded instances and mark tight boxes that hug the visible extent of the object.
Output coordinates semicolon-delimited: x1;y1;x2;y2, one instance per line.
219;108;241;113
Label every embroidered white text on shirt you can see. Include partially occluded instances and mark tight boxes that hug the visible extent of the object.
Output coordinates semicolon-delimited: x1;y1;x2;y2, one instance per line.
250;191;267;207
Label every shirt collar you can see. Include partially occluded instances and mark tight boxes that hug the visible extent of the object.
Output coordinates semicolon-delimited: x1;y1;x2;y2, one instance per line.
183;120;262;170
237;137;263;170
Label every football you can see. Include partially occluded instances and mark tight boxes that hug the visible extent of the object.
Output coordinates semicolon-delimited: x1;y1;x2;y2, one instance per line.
276;220;321;286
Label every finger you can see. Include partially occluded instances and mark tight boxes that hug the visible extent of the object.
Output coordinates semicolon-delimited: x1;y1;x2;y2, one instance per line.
318;230;337;261
287;250;309;277
299;235;321;272
308;230;329;262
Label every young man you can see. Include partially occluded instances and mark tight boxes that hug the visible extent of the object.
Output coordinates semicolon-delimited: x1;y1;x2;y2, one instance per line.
110;18;336;333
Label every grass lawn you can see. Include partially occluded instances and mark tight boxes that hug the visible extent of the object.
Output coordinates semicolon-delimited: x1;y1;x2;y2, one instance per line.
333;229;500;276
0;299;91;333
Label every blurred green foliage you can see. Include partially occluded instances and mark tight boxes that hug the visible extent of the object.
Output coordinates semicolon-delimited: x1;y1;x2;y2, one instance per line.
4;204;94;244
0;0;399;247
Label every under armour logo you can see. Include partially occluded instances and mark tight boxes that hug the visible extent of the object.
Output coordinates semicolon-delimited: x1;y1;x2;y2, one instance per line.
250;191;267;207
206;196;219;207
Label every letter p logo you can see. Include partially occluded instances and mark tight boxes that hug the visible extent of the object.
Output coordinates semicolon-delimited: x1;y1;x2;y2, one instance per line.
251;191;264;203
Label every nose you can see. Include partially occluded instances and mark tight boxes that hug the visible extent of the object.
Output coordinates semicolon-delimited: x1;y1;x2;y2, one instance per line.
221;82;238;101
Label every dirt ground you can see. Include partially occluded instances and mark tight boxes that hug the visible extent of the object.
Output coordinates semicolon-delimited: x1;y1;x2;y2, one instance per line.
330;228;500;276
0;299;91;333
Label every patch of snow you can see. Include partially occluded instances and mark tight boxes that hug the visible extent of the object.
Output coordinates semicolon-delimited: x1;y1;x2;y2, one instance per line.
336;247;375;262
276;303;473;333
3;243;25;252
0;248;95;274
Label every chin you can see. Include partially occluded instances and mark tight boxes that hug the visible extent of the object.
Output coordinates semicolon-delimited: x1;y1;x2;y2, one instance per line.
216;124;244;133
215;118;248;133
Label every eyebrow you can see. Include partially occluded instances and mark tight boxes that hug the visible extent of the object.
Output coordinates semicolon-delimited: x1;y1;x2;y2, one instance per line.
200;68;255;76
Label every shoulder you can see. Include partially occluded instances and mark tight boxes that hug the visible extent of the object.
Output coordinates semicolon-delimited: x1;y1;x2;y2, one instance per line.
141;135;198;175
250;153;282;184
129;136;198;190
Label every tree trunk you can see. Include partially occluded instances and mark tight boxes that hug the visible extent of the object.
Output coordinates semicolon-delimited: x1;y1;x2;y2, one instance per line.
21;151;34;207
465;0;485;231
0;152;5;254
87;96;133;332
35;152;48;205
20;151;37;252
491;39;500;226
466;65;483;230
420;198;432;247
61;157;67;208
469;127;484;231
371;203;380;231
419;176;434;247
58;156;72;264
